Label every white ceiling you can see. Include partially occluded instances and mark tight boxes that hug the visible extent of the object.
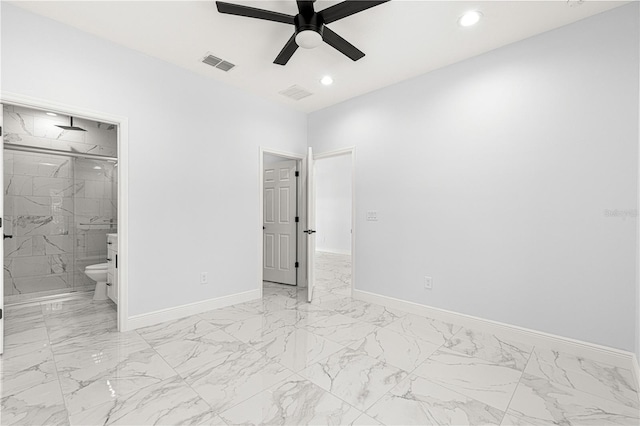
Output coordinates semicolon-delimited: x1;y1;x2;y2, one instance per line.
12;1;626;112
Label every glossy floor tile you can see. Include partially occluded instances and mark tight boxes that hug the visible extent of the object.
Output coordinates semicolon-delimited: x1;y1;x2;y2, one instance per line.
2;253;639;425
367;374;504;425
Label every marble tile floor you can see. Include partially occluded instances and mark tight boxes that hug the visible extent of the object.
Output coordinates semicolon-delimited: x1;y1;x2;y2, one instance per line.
1;257;639;424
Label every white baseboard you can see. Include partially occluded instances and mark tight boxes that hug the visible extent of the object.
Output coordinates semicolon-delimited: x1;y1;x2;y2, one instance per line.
633;354;640;402
125;289;261;331
353;289;636;371
316;249;351;256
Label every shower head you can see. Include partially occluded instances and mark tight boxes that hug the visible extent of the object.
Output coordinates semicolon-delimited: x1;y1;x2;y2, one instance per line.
55;116;86;132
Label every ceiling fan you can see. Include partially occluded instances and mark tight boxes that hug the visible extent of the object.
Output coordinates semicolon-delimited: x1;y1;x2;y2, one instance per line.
215;0;390;65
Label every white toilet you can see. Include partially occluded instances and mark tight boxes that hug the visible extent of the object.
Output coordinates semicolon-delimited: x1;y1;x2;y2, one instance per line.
85;263;109;301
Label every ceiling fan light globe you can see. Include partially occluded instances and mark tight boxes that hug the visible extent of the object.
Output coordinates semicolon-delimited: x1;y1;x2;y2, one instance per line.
295;30;322;49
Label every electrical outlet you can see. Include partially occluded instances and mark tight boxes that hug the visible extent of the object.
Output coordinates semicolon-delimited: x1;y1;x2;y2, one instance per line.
424;276;433;290
200;272;208;285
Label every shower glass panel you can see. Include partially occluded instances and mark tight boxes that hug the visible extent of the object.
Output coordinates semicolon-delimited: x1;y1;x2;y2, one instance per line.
3;152;117;303
72;157;117;292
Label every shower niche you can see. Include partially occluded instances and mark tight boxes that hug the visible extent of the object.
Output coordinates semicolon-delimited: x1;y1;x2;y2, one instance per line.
3;104;118;303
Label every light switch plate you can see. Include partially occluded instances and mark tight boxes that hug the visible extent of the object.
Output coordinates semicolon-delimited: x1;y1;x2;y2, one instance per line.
366;211;378;221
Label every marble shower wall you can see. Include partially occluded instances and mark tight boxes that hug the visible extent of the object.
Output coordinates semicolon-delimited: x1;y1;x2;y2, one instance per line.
3;104;117;300
3;104;117;157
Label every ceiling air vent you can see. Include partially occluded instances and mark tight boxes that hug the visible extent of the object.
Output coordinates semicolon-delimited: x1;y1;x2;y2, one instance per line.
216;61;235;72
202;54;236;72
279;85;313;101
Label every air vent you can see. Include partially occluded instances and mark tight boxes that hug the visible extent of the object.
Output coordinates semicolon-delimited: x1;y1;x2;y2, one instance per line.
279;85;313;101
202;54;236;72
216;61;235;72
202;55;222;67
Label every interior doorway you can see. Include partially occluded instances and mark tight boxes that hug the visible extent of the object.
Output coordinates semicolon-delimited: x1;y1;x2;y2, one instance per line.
263;156;299;286
258;147;355;306
261;150;305;290
0;94;129;356
312;150;354;300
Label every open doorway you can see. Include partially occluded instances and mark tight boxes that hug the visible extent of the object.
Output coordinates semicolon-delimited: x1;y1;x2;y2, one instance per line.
259;147;354;307
262;153;300;286
260;149;306;306
312;151;354;301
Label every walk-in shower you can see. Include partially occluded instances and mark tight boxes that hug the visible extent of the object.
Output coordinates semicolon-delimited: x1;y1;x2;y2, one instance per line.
3;104;118;304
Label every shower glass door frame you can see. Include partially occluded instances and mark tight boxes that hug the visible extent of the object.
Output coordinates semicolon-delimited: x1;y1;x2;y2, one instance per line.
3;145;117;301
1;103;4;354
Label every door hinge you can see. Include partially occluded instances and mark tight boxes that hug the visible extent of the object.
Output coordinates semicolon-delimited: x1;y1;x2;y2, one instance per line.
0;218;2;228
295;171;299;177
295;217;299;223
295;262;299;268
0;308;3;320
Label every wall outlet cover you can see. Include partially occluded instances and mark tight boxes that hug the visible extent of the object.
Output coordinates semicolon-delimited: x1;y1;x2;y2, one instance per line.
424;276;433;290
200;272;208;285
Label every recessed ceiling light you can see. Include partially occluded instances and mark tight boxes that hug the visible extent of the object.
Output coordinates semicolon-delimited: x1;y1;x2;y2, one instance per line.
46;112;58;116
320;75;334;86
459;10;482;27
93;166;102;170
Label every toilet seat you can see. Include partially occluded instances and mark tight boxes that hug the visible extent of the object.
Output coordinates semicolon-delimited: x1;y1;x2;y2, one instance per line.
86;263;108;271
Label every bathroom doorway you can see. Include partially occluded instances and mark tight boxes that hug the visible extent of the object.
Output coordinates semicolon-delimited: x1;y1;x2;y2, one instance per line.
0;99;126;353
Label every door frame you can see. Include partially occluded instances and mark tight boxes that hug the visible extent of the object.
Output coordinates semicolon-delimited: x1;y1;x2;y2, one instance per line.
259;147;306;298
1;92;130;332
313;147;356;296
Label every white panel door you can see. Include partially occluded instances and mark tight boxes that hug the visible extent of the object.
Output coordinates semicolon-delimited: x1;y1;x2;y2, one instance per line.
263;160;297;285
0;104;4;354
306;147;316;302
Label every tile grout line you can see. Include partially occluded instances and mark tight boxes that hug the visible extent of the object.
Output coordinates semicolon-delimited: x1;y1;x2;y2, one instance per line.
498;347;535;424
233;283;376;423
524;349;640;410
40;301;73;425
46;301;149;422
166;311;298;420
359;337;451;418
399;330;524;418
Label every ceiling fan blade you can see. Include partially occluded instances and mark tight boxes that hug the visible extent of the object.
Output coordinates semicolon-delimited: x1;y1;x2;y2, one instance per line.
322;27;364;61
320;0;389;24
216;1;295;25
274;33;299;65
296;0;315;17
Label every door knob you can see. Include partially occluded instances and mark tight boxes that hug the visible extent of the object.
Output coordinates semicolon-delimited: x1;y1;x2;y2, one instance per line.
303;230;316;234
3;234;13;240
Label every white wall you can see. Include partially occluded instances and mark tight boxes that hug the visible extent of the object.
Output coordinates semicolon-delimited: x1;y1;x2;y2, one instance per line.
1;4;307;316
315;155;352;254
309;5;639;352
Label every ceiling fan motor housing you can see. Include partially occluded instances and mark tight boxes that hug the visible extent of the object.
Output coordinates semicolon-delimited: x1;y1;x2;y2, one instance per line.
215;0;390;64
294;13;324;37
